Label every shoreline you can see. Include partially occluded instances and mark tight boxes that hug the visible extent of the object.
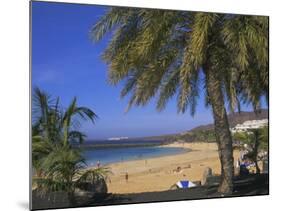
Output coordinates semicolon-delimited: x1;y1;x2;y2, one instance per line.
90;142;240;194
86;144;191;168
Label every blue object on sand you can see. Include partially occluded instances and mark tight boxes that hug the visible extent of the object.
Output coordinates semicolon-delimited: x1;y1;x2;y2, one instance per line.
181;181;189;188
176;180;196;189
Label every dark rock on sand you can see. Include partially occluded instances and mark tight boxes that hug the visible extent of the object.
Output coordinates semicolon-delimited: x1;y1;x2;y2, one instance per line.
202;167;213;185
75;177;108;198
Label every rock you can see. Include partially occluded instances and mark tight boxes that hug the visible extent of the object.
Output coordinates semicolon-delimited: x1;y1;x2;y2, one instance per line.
75;178;108;199
202;167;212;185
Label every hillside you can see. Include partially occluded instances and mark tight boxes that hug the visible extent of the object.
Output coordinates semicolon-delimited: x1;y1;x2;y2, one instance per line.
190;109;268;132
131;109;268;142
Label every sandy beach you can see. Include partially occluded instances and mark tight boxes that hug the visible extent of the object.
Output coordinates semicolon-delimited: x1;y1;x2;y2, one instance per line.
32;142;268;210
99;142;240;194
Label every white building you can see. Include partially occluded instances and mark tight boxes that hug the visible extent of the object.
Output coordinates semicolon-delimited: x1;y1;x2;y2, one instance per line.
107;136;129;141
230;119;268;133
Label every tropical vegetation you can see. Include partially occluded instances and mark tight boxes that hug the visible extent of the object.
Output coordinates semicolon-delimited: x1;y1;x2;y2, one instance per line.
233;126;268;173
91;8;268;193
179;130;216;143
32;87;111;200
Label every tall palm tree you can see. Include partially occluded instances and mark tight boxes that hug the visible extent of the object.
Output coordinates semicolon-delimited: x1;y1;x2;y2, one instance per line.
91;8;268;193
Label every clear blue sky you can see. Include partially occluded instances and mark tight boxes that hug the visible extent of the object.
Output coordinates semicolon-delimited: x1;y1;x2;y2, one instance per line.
31;1;267;139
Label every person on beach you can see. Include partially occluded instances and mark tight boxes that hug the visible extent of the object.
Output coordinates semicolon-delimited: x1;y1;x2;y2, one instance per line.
125;172;129;183
97;160;100;168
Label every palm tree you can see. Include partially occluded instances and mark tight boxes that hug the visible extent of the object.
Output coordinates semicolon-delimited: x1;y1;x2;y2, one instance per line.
35;145;86;195
259;126;269;152
32;87;98;146
32;88;110;200
32;135;54;177
34;144;111;201
233;127;268;174
62;97;97;146
91;8;268;193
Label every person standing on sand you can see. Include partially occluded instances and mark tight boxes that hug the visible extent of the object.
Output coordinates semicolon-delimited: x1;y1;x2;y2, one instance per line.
97;160;100;168
125;172;129;183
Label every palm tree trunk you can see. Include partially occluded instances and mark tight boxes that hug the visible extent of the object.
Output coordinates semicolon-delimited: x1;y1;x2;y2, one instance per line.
253;130;261;174
205;67;234;194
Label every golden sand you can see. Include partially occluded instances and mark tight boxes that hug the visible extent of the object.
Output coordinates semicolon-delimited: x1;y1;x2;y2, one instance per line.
99;142;240;194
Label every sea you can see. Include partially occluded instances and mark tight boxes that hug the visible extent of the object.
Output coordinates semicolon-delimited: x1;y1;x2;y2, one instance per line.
79;140;188;166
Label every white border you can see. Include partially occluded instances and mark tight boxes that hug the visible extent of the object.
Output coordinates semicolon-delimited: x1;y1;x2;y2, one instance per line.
1;0;280;211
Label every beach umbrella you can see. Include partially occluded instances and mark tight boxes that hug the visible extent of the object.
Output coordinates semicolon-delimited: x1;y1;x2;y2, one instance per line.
176;180;196;189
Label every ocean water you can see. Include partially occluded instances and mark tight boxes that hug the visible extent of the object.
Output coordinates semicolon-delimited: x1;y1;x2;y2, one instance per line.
82;142;187;166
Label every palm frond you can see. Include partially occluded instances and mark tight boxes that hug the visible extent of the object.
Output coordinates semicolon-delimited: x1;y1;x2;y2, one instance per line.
68;130;86;144
189;12;219;69
77;167;113;184
90;7;132;42
92;9;268;117
157;66;180;111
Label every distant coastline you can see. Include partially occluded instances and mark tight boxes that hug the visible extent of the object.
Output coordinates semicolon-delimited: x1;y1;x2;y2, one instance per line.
82;109;268;144
76;139;172;150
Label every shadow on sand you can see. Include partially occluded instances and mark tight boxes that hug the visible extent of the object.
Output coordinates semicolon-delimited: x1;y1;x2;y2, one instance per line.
31;174;269;210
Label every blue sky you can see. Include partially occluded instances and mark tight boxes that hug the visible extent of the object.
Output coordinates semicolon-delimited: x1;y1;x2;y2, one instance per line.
31;1;267;139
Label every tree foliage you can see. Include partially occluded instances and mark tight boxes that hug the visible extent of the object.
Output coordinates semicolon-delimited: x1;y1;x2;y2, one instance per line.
233;126;268;174
32;88;110;196
91;9;268;114
233;126;268;152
